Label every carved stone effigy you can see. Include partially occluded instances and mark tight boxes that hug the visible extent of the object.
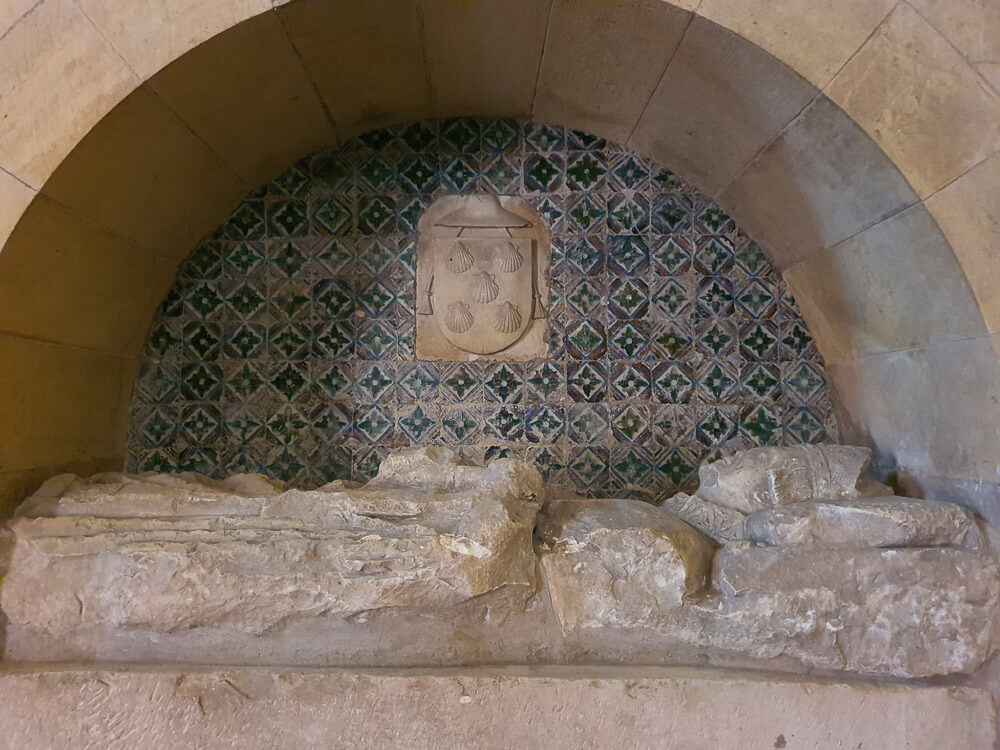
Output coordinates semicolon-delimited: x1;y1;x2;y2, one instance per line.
0;445;997;680
535;497;716;633
0;448;544;637
535;444;1000;678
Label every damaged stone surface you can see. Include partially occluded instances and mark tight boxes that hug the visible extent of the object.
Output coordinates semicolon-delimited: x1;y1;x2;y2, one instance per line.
2;444;998;680
536;497;715;631
745;496;985;549
1;448;544;637
0;667;993;750
698;444;872;513
659;492;747;544
713;544;1000;677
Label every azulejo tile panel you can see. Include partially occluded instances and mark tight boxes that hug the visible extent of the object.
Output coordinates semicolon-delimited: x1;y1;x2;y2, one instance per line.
126;118;836;502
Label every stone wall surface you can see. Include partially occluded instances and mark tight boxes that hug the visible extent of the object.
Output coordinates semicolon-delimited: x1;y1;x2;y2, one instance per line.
125;118;835;501
0;667;993;750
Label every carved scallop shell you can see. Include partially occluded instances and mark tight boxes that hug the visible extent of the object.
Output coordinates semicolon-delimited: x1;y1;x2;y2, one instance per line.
446;242;475;274
494;241;523;273
445;301;474;333
471;271;499;303
493;301;522;333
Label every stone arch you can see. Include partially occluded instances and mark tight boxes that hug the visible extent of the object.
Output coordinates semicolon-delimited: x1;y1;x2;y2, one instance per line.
0;0;998;518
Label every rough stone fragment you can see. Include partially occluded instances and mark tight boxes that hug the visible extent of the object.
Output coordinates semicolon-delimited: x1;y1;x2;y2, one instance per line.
745;496;985;549
0;448;543;637
0;667;992;750
659;492;747;543
698;444;872;513
713;544;1000;677
536;497;715;632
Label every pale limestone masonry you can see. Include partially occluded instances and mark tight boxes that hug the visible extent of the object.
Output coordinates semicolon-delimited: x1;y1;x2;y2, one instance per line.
0;667;993;750
2;447;996;681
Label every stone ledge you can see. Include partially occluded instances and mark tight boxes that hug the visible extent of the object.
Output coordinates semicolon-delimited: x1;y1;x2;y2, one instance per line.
0;665;993;749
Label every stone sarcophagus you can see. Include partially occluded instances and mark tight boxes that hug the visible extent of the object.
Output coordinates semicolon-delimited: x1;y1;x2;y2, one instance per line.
0;449;544;638
0;444;997;680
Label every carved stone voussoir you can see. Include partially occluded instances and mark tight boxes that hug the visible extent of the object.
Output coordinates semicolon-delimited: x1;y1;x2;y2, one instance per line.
1;448;544;637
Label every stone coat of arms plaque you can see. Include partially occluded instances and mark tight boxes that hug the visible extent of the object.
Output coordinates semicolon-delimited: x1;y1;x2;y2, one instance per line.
416;194;550;361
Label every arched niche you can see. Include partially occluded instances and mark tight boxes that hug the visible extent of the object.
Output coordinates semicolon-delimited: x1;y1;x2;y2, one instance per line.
0;1;997;520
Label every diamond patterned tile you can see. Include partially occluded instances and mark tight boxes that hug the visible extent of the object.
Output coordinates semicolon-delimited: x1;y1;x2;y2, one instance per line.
438;363;480;402
485;404;524;440
354;405;394;443
565;276;605;316
567;404;609;443
656;446;697;487
610;447;654;486
608;154;650;191
742;363;781;399
696;407;738;446
484;363;523;403
608;277;649;319
652;363;694;404
784;361;826;404
398;363;437;400
566;193;607;234
565;320;607;360
696;361;739;402
566;151;607;191
693;236;734;276
526;405;565;442
740;320;779;360
696;320;736;358
348;364;392;405
397;404;439;444
785;407;826;443
611;404;651;443
128;117;834;495
528;445;565;482
740;404;781;446
563;236;604;276
567;362;607;402
568;446;609;488
610;362;651;400
524;362;564;401
442;407;481;443
652;278;691;318
608;235;649;275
